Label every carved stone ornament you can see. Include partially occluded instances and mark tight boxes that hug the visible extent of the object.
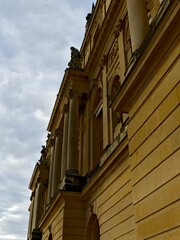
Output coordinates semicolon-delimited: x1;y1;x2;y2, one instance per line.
46;132;51;143
108;39;119;68
41;145;46;154
85;3;95;31
39;146;46;164
62;104;69;114
49;137;55;147
114;19;124;38
85;13;92;30
54;128;62;137
68;89;81;99
99;55;108;69
68;47;82;70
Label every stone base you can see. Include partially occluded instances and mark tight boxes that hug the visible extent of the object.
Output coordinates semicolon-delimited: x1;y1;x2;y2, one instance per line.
60;170;87;192
31;228;42;240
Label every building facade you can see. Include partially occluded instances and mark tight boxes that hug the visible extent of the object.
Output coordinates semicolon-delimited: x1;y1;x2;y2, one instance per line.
27;0;180;239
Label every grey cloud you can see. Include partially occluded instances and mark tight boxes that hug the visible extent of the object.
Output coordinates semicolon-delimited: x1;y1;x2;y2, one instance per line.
0;0;94;239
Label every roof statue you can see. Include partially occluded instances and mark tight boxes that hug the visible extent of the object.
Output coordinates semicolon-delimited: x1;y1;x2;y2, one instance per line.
68;47;82;70
85;13;92;30
85;3;95;31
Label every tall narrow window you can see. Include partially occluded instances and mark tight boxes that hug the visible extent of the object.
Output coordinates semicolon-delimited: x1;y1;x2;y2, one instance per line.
48;233;52;240
86;214;100;240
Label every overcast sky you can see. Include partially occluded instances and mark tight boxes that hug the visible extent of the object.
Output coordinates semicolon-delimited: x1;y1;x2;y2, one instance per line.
0;1;94;239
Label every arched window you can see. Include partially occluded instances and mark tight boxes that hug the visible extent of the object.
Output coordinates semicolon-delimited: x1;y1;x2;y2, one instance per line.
48;233;52;240
86;214;100;240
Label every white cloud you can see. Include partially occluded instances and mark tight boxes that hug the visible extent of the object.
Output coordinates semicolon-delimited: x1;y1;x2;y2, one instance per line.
0;0;95;239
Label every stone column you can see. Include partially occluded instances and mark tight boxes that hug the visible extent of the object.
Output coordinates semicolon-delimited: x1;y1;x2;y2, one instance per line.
35;181;43;227
31;192;36;231
47;138;55;203
32;180;43;229
61;105;69;178
51;129;62;196
67;89;79;171
27;196;34;239
127;0;150;52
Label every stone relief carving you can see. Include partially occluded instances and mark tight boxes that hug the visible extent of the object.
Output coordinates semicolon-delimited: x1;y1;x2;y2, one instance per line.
99;54;108;69
114;19;124;38
108;39;119;69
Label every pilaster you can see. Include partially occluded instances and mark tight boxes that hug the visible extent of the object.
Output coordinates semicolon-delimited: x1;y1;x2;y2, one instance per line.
27;196;34;239
61;104;69;180
47;137;55;203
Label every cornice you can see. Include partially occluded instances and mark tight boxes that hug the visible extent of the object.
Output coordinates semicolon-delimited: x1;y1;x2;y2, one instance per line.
47;68;89;132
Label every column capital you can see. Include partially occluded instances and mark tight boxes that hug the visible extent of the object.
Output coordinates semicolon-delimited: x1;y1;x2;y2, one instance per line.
68;89;82;99
62;104;69;114
36;177;47;186
54;128;62;137
99;54;108;70
49;137;55;147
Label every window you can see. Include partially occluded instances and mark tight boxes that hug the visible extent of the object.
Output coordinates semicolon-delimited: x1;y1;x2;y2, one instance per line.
86;214;100;240
48;233;52;240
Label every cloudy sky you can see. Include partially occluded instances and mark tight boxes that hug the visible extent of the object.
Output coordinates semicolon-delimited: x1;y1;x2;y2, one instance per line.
0;1;94;239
